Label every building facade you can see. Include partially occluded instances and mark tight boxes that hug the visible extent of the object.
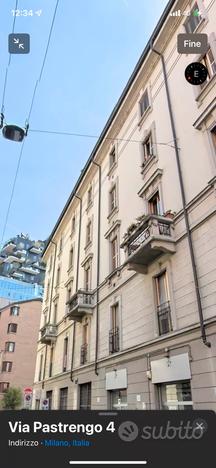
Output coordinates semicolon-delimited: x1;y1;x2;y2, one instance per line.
33;0;216;411
0;233;46;286
0;276;43;302
0;299;42;400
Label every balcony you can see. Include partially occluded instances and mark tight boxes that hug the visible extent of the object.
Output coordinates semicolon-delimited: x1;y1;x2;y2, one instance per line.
29;245;43;255
1;241;16;254
121;215;176;274
157;301;172;335
66;290;94;322
20;265;40;275
109;327;120;354
40;324;57;344
80;343;88;365
4;255;25;264
11;271;24;279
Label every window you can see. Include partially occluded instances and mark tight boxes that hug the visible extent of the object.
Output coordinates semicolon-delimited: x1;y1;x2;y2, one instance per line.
71;215;76;233
109;146;116;168
148;191;161;215
2;361;12;372
46;390;53;409
211;125;216;152
10;305;19;316
5;342;15;352
184;3;202;33
62;337;68;372
110;236;119;271
109;304;120;354
84;264;91;291
38;354;43;382
59;387;68;410
46;281;50;301
159;381;193;410
81;323;89;365
87;185;93;207
56;266;61;287
109;185;117;213
110;389;127;410
35;399;40;410
140;89;150;117
155;271;172;335
200;47;216;87
86;220;92;245
0;382;9;393
49;255;53;273
142;133;153;165
7;323;17;334
69;246;74;269
79;383;91;410
53;302;58;324
59;236;63;254
49;347;54;378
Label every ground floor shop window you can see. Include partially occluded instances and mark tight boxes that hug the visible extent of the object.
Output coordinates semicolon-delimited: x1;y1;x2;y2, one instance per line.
158;380;193;410
109;389;127;410
79;382;91;410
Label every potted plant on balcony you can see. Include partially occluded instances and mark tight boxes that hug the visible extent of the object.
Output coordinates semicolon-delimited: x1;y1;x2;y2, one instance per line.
163;210;176;220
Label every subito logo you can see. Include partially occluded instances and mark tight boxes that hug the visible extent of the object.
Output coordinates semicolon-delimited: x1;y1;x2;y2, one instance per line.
118;421;139;442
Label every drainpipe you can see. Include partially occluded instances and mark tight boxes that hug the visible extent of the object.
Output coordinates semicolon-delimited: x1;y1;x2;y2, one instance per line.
92;160;102;375
150;41;211;347
70;194;82;381
42;240;57;389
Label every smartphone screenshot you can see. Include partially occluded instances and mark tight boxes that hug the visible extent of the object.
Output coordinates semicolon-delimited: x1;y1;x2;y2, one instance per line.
0;0;215;466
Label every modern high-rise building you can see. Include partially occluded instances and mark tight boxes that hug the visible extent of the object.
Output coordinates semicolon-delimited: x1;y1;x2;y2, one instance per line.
33;0;216;411
0;234;46;286
0;299;42;401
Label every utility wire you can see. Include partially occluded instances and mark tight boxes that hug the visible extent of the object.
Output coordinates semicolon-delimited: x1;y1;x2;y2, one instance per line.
29;128;177;148
1;0;60;247
1;0;19;114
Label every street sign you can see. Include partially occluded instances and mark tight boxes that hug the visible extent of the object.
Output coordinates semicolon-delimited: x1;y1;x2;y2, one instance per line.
42;399;49;410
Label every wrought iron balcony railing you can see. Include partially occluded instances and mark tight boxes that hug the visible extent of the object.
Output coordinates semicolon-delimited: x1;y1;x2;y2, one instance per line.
121;215;175;274
157;301;172;335
40;324;57;344
66;290;94;322
109;327;120;354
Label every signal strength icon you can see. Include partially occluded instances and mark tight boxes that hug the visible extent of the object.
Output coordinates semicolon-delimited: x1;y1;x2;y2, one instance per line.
170;9;181;16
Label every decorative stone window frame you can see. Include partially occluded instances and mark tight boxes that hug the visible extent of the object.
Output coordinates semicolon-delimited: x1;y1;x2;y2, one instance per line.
152;262;177;338
138;85;152;129
108;177;119;221
86;183;94;213
140;121;158;175
184;0;208;33
138;168;164;215
193;32;216;103
85;215;93;251
81;253;93;291
107;142;118;178
109;294;122;352
70;213;76;238
105;220;121;278
68;242;75;274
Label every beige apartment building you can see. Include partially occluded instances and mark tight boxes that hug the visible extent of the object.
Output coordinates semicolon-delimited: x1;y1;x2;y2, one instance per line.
0;299;42;400
33;0;216;411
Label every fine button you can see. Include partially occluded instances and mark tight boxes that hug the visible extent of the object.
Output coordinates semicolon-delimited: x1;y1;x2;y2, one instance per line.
177;33;208;54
